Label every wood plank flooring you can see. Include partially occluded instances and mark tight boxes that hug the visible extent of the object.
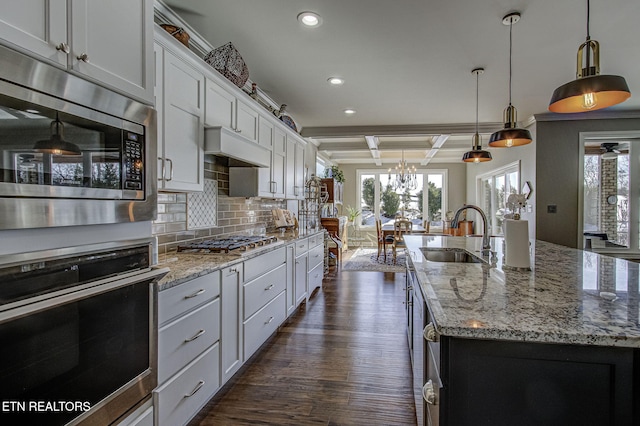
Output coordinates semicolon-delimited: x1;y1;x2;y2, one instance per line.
188;269;417;426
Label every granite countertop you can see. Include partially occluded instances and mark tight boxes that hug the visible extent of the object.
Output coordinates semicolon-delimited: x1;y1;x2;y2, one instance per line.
404;235;640;348
156;229;324;291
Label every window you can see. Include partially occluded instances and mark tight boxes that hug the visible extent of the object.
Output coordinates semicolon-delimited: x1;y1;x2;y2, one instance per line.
357;169;447;230
477;162;520;236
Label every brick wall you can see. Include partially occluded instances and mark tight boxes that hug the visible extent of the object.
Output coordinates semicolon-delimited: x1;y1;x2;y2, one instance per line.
153;156;286;255
600;157;618;241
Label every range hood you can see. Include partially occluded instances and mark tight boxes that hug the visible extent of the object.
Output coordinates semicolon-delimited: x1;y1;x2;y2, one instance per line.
205;126;270;167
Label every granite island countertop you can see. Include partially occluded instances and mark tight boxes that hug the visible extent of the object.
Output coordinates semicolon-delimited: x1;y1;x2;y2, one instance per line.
404;235;640;348
156;229;325;291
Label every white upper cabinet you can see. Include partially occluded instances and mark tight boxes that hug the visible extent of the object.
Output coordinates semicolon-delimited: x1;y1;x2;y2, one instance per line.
204;78;258;143
155;40;204;192
286;134;306;200
0;0;154;104
0;0;67;66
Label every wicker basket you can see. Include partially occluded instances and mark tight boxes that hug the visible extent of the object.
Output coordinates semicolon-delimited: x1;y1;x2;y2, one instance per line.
160;24;190;47
204;42;249;88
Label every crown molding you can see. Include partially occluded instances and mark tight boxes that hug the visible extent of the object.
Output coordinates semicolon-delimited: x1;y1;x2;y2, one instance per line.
534;109;640;122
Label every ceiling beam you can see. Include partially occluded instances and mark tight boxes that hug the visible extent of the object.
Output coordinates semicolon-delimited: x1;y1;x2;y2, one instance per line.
365;136;382;166
300;122;502;138
421;134;450;165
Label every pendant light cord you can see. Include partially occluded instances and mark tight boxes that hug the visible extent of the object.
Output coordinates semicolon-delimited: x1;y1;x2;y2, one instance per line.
586;0;590;40
475;71;479;135
508;16;513;106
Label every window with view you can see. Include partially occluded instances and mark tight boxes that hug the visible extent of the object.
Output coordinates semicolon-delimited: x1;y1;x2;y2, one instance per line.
357;170;447;231
477;162;520;236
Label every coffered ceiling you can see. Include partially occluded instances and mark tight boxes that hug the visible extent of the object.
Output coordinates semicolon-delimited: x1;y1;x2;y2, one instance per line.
162;0;640;165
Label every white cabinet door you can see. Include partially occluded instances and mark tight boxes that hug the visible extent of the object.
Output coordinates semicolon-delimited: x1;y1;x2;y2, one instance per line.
0;0;67;66
70;0;153;103
294;140;306;200
235;99;258;143
257;115;273;150
159;49;204;192
221;265;243;384
204;77;236;129
285;137;296;199
294;253;307;306
272;149;286;198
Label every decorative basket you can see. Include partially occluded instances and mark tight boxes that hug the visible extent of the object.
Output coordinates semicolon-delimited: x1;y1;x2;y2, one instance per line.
204;42;249;88
160;24;190;48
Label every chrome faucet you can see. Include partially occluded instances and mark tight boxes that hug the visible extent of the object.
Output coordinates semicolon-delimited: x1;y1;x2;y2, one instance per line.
451;204;492;253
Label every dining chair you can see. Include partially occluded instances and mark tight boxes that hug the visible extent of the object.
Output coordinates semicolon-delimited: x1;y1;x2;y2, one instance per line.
375;219;394;261
392;219;413;264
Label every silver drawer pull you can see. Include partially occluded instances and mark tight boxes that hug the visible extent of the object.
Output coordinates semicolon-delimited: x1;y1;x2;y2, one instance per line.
423;380;436;405
184;380;205;398
185;329;206;342
265;284;274;291
265;316;274;325
77;52;89;62
424;322;437;342
184;288;206;299
314;254;320;258
229;267;238;273
56;42;70;53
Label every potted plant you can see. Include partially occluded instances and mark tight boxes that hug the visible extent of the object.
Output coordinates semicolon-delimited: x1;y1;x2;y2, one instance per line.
324;165;345;183
346;205;360;226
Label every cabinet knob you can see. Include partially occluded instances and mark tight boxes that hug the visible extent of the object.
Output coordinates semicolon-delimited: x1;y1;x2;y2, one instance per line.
423;380;436;405
77;53;89;62
234;128;242;133
424;322;437;342
55;42;70;54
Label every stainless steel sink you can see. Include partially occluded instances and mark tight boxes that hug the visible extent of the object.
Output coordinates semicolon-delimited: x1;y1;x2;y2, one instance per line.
420;248;485;263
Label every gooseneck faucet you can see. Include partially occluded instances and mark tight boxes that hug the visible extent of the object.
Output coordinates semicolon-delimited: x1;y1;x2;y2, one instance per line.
451;204;492;253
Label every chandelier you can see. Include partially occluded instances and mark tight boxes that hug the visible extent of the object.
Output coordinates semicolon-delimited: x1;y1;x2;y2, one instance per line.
388;151;417;191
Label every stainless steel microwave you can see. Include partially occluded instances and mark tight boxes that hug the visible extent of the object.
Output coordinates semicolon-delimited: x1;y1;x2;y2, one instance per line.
0;44;157;230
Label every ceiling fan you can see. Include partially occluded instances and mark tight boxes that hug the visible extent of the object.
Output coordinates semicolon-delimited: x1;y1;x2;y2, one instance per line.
600;142;628;159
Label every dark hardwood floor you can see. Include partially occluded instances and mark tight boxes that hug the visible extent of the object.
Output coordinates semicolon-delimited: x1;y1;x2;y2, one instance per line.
189;269;417;425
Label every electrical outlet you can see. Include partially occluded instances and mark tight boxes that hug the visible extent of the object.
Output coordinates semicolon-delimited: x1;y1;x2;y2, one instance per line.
547;204;557;214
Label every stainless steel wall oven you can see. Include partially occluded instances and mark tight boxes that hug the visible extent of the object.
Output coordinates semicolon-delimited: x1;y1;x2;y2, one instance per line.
0;43;157;230
0;239;168;425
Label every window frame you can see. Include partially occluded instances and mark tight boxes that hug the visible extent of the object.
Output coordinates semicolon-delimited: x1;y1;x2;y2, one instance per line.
475;161;520;236
356;169;448;230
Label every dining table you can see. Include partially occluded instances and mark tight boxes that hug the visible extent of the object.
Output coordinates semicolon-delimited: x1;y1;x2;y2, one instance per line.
381;221;426;239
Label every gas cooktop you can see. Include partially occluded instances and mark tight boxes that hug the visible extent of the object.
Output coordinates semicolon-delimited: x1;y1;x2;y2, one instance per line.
176;235;278;254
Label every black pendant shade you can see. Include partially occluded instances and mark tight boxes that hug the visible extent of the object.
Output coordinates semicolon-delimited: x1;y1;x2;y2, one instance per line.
33;113;81;155
549;74;630;113
548;1;630;113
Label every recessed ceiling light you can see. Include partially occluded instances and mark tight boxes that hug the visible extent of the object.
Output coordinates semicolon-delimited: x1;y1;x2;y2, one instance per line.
328;77;344;85
297;12;322;27
344;109;356;115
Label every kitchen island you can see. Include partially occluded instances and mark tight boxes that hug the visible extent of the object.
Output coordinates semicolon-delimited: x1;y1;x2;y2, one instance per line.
403;235;640;426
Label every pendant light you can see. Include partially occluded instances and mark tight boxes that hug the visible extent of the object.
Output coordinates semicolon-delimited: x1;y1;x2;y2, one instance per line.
488;12;532;148
463;68;492;163
548;0;630;113
33;112;81;155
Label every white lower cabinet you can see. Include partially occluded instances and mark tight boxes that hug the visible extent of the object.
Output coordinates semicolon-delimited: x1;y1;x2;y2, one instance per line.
154;343;220;426
285;243;296;316
154;272;221;426
294;252;308;306
116;398;153;426
307;236;324;299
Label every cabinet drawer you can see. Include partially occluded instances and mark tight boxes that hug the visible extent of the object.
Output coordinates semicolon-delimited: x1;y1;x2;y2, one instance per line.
154;343;220;426
243;291;286;360
158;298;220;384
308;243;324;272
244;263;286;320
307;262;323;293
243;246;286;282
159;272;220;325
309;233;323;248
293;237;309;257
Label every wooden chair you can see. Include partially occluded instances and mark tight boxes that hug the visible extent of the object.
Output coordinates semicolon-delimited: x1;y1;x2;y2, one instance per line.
375;219;394;261
392;219;413;264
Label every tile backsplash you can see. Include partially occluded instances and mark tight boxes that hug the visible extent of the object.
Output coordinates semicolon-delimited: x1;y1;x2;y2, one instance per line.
153;156;286;255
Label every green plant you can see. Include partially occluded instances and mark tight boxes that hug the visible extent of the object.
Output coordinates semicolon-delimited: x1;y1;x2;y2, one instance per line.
381;185;400;217
324;165;345;183
345;205;360;222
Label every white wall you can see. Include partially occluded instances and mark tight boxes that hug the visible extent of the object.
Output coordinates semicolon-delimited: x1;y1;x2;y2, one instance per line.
464;125;537;238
